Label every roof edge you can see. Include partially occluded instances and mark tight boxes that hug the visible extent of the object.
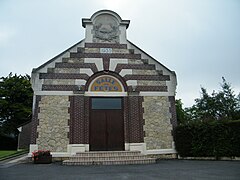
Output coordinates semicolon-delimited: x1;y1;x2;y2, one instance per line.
32;40;84;73
127;40;175;75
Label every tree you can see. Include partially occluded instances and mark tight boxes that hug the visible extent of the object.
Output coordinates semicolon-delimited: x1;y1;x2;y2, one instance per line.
0;73;33;137
175;99;187;124
216;77;240;120
185;77;240;122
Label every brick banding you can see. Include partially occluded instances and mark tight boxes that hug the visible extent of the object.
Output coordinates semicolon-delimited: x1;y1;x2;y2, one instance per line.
115;64;156;73
123;97;130;143
39;73;89;80
103;57;110;71
128;86;168;92
69;96;86;144
124;75;170;81
84;97;90;144
128;96;144;143
55;63;98;73
70;52;141;59
85;43;127;49
42;85;80;91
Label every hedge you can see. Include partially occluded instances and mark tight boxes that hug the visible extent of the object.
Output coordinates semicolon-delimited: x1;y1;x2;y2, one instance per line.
0;135;18;150
175;120;240;157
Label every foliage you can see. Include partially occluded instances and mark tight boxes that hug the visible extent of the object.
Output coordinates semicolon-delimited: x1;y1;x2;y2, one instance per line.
174;124;193;157
175;99;187;125
184;77;240;122
175;120;240;157
0;73;33;138
0;135;18;150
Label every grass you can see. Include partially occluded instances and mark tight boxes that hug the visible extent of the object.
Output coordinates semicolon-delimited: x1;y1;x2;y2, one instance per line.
0;149;28;161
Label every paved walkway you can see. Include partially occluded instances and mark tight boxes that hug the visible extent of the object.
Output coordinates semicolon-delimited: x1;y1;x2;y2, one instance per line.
0;159;239;180
0;154;29;168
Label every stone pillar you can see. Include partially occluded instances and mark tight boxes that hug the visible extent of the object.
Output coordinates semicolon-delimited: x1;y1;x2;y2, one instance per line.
36;95;70;152
143;96;173;150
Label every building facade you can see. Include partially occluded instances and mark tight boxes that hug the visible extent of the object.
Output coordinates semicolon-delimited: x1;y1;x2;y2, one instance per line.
29;10;177;157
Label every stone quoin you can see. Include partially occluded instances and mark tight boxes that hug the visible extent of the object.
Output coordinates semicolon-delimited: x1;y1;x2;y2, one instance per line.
22;10;177;158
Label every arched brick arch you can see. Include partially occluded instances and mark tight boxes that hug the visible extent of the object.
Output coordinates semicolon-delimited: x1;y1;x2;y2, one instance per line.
85;71;128;92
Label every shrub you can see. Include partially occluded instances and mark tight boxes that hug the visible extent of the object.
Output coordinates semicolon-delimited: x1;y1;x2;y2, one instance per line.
0;135;17;150
175;120;240;157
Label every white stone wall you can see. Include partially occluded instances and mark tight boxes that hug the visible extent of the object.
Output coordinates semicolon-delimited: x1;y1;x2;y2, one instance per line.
37;95;70;152
143;96;173;150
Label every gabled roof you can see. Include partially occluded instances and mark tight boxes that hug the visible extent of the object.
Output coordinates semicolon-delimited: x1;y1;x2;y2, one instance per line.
32;40;84;73
32;39;175;77
127;40;176;75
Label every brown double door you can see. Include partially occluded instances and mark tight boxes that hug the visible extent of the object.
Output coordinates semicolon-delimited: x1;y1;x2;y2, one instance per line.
90;98;124;151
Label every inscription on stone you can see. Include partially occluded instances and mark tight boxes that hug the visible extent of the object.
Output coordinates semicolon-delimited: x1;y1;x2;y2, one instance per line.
90;75;122;92
100;48;112;54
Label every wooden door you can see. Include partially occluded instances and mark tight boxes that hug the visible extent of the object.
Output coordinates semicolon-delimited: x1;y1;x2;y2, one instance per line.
106;110;124;151
90;98;124;151
90;110;107;151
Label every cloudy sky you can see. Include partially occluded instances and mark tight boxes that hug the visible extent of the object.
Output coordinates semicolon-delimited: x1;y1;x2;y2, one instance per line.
0;0;239;107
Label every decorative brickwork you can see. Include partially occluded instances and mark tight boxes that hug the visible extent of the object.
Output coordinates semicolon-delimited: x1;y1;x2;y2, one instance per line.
123;97;130;143
42;85;80;91
62;57;84;63
103;57;110;71
70;52;141;59
55;63;98;73
124;75;170;81
85;43;127;49
128;96;144;143
84;97;90;144
39;73;89;80
131;70;160;76
128;86;168;92
69;96;86;144
115;64;155;73
137;80;166;86
30;95;41;144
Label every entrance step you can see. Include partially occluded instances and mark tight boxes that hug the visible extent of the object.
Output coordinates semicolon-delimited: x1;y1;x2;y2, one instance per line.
63;151;156;165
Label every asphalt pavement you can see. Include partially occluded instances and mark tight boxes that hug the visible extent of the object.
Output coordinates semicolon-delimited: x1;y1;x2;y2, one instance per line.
0;159;239;180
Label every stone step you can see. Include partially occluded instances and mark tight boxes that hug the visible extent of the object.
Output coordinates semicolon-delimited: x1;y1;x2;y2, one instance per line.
63;158;156;166
74;151;141;157
63;151;156;166
68;155;150;161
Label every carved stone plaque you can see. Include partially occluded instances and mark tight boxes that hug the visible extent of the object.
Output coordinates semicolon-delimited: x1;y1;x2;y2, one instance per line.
93;15;119;43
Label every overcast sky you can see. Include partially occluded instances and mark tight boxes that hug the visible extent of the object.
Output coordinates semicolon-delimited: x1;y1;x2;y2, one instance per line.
0;0;239;107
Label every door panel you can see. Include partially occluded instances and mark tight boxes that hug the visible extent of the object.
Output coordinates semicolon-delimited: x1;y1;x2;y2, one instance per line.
90;110;124;151
107;110;124;151
90;110;107;151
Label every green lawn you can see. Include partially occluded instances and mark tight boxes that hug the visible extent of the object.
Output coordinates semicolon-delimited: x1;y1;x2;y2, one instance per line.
0;150;28;160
